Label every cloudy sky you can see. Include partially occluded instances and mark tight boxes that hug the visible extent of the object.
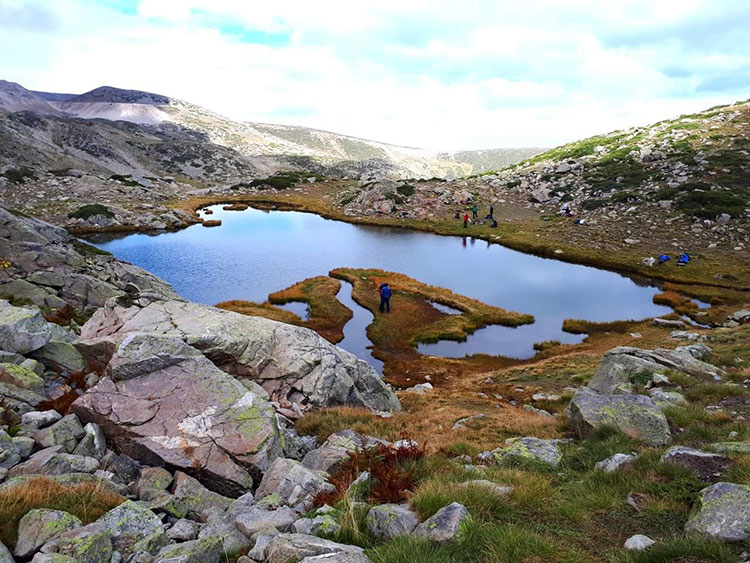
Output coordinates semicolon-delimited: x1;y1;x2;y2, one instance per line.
1;0;749;150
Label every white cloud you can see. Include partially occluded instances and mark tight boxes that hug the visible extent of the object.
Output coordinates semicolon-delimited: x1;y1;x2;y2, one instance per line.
0;0;748;149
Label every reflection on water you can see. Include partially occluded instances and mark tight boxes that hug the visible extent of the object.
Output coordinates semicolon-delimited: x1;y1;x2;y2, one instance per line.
88;206;671;367
276;301;310;321
335;281;384;374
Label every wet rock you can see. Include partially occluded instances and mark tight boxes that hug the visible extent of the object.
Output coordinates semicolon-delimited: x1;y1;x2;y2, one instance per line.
0;301;52;354
567;393;671;446
56;523;113;563
78;298;401;413
302;430;388;473
588;345;724;394
661;447;733;482
255;457;336;513
235;506;299;537
365;504;419;540
34;414;85;453
95;500;163;554
73;335;282;496
595;453;637;473
492;437;562;467
685;482;750;542
624;534;655;550
15;508;82;558
153;536;222;563
412;502;469;543
264;534;366;563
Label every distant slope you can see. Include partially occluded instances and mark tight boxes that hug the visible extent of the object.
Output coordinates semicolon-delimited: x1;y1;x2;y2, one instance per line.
0;80;62;115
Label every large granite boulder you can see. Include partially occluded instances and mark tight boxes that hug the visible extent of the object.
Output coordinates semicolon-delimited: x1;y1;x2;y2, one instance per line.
95;500;163;554
0;206;178;310
0;301;51;354
685;482;750;542
77;297;400;412
588;345;723;393
567;393;671;446
73;334;283;496
14;508;82;558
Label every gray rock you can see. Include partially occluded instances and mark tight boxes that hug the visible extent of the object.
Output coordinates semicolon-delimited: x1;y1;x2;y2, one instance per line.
77;298;400;413
365;504;419;540
73;335;282;496
588;345;723;394
56;523;113;563
100;451;141;485
412;502;469;543
34;414;85;453
136;466;173;498
1;362;45;392
171;471;232;519
653;318;686;329
0;430;22;469
246;528;281;561
624;534;655;550
153;537;221;563
72;422;107;459
255;457;336;513
21;410;62;430
685;482;750;542
0;472;128;496
235;506;299;537
0;301;52;354
20;358;45;375
131;530;169;556
492;437;562;467
167;519;200;542
12;435;34;459
595;453;637;473
567;393;671;446
300;554;371;563
712;442;750;455
30;554;78;563
15;508;82;558
302;430;388;473
8;446;99;476
0;541;12;563
661;447;733;482
648;388;688;407
95;500;163;554
31;341;86;373
264;534;365;563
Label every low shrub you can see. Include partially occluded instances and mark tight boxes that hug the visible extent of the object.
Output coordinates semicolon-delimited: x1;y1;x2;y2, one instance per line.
68;204;115;220
2;167;35;184
676;190;747;219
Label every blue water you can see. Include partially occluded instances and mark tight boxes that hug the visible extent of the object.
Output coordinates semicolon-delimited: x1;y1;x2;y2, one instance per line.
87;206;670;364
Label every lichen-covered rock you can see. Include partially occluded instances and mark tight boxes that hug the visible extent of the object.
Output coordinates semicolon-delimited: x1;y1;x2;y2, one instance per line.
131;530;169;555
412;502;469;543
595;453;637;473
167;519;200;541
0;362;44;392
153;536;222;563
171;471;232;519
30;554;78;563
685;482;750;542
255;457;336;513
588;345;723;394
492;437;562;467
302;430;389;473
365;504;419;540
78;298;401;412
21;410;62;431
8;446;99;477
31;341;86;373
15;508;82;558
661;447;733;483
73;334;282;496
567;393;671;446
460;480;513;496
135;466;173;498
648;388;688;408
0;301;52;354
34;414;85;453
712;442;750;455
56;523;113;563
95;500;163;554
264;534;366;563
235;506;299;537
0;429;22;469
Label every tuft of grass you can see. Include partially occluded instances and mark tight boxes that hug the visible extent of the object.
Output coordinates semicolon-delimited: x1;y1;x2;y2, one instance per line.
619;536;737;563
562;318;641;335
295;407;399;443
0;477;125;545
561;426;639;472
72;239;112;256
410;478;518;522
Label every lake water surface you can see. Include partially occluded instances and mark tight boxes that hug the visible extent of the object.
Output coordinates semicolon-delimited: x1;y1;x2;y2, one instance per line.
88;205;671;367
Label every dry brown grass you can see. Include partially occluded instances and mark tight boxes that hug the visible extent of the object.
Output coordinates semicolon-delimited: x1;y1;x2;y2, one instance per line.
222;203;248;211
202;219;222;227
0;477;124;545
562;318;643;335
216;300;301;324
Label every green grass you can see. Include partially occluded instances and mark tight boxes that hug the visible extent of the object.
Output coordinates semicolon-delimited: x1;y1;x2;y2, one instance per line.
72;239;112;256
676;190;748;219
619;536;737;563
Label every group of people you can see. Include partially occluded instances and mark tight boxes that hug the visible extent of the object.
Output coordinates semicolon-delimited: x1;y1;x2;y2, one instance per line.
456;202;498;228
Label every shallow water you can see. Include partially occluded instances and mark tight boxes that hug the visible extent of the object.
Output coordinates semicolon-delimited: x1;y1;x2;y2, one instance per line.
88;205;671;367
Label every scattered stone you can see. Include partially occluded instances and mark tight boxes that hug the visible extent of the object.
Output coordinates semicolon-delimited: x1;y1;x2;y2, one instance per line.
167;519;200;541
365;504;419;540
595;453;637;473
624;534;655;550
653;318;686;328
302;430;389;473
493;437;562;467
255;457;336;513
685;482;750;542
95;500;163;554
21;410;62;430
171;471;232;519
135;466;173;498
34;414;85;453
0;301;52;354
648;388;688;407
8;446;99;477
235;506;299;537
72;422;107;459
264;534;366;563
404;382;433;394
413;502;469;543
56;524;113;563
153;536;222;563
31;341;86;373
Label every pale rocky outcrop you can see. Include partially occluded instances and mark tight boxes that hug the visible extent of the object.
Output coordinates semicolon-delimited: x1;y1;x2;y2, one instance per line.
73;334;283;496
685;482;750;542
77;296;401;412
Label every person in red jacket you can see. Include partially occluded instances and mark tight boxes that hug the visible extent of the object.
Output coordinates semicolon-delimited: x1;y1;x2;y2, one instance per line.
463;213;469;228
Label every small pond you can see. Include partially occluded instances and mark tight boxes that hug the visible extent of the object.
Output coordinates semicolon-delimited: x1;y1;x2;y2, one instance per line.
88;206;671;368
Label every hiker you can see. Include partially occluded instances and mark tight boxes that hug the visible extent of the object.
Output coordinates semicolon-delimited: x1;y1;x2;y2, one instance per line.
490;219;498;228
379;282;392;313
463;213;469;228
472;203;478;219
454;211;460;219
677;253;690;266
489;203;494;219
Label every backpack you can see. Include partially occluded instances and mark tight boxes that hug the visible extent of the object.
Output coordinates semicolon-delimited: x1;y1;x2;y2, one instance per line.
381;286;392;299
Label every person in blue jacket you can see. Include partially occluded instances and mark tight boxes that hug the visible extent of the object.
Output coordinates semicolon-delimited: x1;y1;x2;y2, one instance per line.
379;283;392;313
